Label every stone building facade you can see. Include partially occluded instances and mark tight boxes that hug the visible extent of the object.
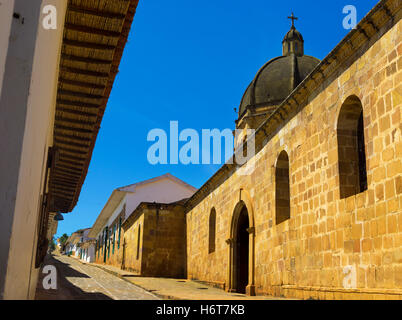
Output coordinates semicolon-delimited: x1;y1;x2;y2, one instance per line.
122;201;187;278
185;0;402;299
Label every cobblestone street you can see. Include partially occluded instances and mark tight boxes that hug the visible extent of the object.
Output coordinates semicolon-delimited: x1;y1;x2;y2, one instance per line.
35;255;159;300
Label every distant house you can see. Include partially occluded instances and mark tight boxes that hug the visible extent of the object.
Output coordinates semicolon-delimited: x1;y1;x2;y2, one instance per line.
80;239;96;263
88;174;197;274
65;229;93;260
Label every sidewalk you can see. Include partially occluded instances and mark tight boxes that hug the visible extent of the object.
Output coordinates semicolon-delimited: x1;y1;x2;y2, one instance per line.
83;261;289;300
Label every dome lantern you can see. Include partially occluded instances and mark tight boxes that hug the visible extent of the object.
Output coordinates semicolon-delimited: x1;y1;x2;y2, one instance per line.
282;13;304;57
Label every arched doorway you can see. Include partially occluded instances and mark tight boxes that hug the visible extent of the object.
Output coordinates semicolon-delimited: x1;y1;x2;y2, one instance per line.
227;190;256;296
228;199;255;295
234;205;249;293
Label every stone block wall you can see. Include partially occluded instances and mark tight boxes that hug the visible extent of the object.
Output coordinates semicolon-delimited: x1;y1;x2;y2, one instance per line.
122;214;144;274
122;203;187;278
186;8;402;299
142;204;187;278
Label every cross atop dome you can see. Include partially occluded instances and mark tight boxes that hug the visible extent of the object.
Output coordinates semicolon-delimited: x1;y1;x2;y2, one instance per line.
288;12;298;28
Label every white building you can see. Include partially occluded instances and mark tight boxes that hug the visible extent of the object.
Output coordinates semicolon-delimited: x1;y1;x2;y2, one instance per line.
80;240;96;263
0;0;138;299
88;174;197;262
65;228;94;261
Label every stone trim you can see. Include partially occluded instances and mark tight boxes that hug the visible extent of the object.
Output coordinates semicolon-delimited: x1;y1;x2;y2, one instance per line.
279;285;402;300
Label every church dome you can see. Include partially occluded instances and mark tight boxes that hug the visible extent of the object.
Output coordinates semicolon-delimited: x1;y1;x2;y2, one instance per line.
238;14;320;120
239;55;320;116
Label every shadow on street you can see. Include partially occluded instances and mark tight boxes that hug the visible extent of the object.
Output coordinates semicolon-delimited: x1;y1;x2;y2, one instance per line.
35;254;113;300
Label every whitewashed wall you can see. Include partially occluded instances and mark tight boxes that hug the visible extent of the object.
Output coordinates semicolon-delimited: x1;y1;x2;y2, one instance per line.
0;0;67;300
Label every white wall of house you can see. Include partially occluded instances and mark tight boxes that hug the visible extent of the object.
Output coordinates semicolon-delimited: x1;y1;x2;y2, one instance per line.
81;245;95;263
0;0;14;96
0;0;67;300
123;177;197;220
66;243;78;256
92;175;197;240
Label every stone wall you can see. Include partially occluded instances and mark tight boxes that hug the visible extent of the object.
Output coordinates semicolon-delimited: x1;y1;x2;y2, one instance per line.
122;213;144;274
122;203;187;278
186;7;402;299
142;204;187;278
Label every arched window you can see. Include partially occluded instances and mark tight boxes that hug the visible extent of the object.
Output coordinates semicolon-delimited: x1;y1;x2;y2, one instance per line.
276;151;290;225
337;95;367;199
209;208;216;254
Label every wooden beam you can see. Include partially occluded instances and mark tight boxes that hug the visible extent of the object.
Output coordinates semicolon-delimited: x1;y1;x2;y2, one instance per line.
61;53;113;65
51;179;78;187
60;66;109;78
55;115;97;127
54;132;92;143
59;77;106;90
51;181;78;189
57;99;100;109
56;145;89;155
57;160;85;170
51;188;75;197
68;4;127;20
55;165;83;175
54;137;90;150
52;194;71;202
58;89;104;100
58;153;88;162
52;187;75;195
51;176;78;185
63;39;116;51
52;170;81;179
55;125;94;135
52;194;74;202
57;107;98;118
53;171;81;181
64;23;121;38
51;182;77;190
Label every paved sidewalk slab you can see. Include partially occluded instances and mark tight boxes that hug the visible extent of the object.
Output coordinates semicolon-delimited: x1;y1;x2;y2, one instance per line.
86;262;291;300
36;255;159;300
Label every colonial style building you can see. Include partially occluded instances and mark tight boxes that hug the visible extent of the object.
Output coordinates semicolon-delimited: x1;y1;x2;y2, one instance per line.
184;0;402;299
0;0;138;299
88;174;197;275
81;0;401;300
65;228;93;260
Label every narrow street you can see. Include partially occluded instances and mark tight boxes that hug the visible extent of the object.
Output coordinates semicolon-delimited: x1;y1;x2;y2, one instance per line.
35;254;159;300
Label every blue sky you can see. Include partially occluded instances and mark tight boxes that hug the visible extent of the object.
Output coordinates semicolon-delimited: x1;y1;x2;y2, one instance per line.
55;0;379;238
